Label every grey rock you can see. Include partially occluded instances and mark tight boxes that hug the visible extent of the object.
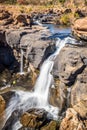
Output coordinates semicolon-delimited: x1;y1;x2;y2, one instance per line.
53;45;87;86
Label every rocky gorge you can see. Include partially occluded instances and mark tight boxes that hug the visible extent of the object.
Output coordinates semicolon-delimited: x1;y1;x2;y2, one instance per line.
0;6;87;130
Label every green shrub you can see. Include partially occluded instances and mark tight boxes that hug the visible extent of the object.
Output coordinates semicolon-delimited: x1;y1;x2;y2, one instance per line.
74;12;80;19
60;14;70;25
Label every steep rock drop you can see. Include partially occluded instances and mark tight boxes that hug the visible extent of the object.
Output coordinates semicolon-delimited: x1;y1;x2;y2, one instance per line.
1;36;81;130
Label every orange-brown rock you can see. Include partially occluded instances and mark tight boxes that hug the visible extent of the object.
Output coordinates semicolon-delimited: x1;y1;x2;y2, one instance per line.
20;109;47;129
60;108;87;130
0;95;5;114
73;99;87;118
41;121;57;130
72;17;87;40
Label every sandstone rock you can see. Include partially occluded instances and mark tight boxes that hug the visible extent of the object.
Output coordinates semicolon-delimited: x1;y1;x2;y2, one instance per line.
0;95;5;114
49;81;67;113
4;26;55;69
41;121;57;130
2;17;14;26
71;67;87;106
72;17;87;40
21;33;55;68
73;100;87;118
53;45;87;86
59;108;87;130
20;109;48;129
0;10;10;20
5;30;25;48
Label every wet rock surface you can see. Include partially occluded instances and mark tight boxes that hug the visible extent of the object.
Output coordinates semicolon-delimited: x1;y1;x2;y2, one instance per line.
20;109;48;128
49;81;67;113
20;108;58;130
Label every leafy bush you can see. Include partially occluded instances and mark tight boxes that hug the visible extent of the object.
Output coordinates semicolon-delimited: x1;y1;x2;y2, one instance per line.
60;14;70;25
74;12;80;19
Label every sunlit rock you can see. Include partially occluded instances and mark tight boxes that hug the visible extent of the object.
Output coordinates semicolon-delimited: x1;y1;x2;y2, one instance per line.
0;95;5;114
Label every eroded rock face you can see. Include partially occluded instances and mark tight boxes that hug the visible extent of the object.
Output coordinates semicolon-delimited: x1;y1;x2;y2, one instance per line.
41;121;57;130
53;45;87;86
71;67;87;107
59;108;87;130
20;108;58;130
51;44;87;115
20;109;48;129
49;81;67;113
4;26;55;69
72;17;87;41
0;95;5;114
0;10;11;20
73;100;87;118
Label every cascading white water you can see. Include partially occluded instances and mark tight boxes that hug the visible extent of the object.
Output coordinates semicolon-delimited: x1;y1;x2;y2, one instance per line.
3;37;79;130
20;49;24;75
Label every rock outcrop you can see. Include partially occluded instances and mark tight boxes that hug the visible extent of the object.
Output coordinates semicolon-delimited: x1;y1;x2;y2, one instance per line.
72;17;87;41
53;45;87;86
50;44;87;117
20;109;48;129
20;108;58;130
0;26;55;70
60;108;87;130
0;95;5;114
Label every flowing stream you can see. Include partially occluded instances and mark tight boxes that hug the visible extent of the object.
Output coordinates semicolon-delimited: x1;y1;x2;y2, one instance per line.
2;36;80;130
20;49;24;75
0;22;82;130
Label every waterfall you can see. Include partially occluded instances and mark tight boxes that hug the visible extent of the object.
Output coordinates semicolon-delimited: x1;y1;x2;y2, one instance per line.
3;36;79;130
20;49;24;75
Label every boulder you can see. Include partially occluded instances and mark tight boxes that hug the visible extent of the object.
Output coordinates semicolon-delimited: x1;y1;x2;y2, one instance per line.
71;67;87;107
0;10;11;20
20;31;55;68
59;108;87;130
2;17;14;26
20;108;48;129
49;81;67;113
53;45;87;86
40;121;57;130
72;17;87;40
73;100;87;118
5;26;55;69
